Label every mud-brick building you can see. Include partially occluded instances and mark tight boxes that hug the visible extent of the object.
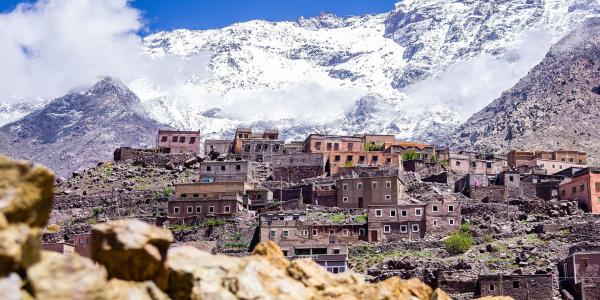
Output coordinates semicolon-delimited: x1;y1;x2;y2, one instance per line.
336;175;406;209
559;250;600;299
232;128;280;159
157;129;201;154
559;168;600;213
42;242;74;256
272;153;327;182
246;188;273;211
168;182;251;220
73;233;92;258
204;139;232;156
446;151;506;176
199;160;255;183
508;150;587;173
476;274;553;300
240;139;285;162
383;142;437;161
366;198;460;242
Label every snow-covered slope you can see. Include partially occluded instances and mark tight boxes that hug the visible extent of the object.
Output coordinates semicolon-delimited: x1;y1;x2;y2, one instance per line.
134;0;599;142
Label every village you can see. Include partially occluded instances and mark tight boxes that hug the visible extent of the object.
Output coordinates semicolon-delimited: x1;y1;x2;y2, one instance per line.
43;128;600;300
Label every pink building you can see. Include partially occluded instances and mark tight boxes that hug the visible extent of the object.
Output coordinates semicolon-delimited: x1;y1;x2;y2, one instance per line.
74;233;92;258
559;168;600;213
157;130;201;154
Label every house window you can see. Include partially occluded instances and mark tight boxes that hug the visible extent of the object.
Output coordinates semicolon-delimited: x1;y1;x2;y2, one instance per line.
513;281;520;288
189;137;196;144
343;183;348;190
312;229;318;236
160;136;167;142
224;206;231;213
270;230;276;237
195;206;201;213
329;229;335;235
486;162;492;169
342;229;349;236
315;142;321;150
432;205;439;212
372;182;378;189
334;143;339;151
580;184;585;192
335;155;341;162
509;176;514;182
359;156;365;162
561;189;566;197
333;248;341;254
359;228;365;236
326;143;332;150
348;143;354;151
489;284;495;292
300;230;308;236
412;224;420;232
343;197;349;203
173;207;180;214
187;206;193;213
400;210;407;217
375;209;383;217
282;230;289;237
386;181;392;188
456;161;460;166
433;219;438;226
181;193;187;198
236;165;241;170
400;225;408;233
449;219;455;225
209;206;214;213
206;166;212;171
172;136;178;142
372;156;379;162
415;208;423;216
221;165;226;171
471;162;476;168
192;193;199;198
179;137;186;143
572;186;577;194
383;225;391;233
347;155;353;162
448;205;454;212
384;195;391;201
357;182;363;189
390;210;396;217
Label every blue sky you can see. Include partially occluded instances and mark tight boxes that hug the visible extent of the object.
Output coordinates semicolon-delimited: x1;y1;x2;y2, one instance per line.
2;0;398;33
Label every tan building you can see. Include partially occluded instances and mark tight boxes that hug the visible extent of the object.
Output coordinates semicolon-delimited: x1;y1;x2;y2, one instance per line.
447;152;506;176
240;139;285;162
199;160;255;183
383;142;437;161
233;128;279;157
168;182;251;220
204;139;232;156
157;130;201;154
508;150;587;174
336;175;406;209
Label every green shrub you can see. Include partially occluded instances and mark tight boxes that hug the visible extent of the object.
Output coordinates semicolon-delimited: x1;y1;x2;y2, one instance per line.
172;224;194;232
224;241;247;249
330;214;346;224
354;214;367;224
91;206;103;218
343;161;354;168
402;149;420;161
229;232;243;241
47;224;61;233
444;224;474;255
204;219;226;226
365;143;381;151
163;187;175;197
85;217;97;225
439;160;448;168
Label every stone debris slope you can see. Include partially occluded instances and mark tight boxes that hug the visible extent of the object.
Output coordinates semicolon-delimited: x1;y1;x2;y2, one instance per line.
0;154;511;299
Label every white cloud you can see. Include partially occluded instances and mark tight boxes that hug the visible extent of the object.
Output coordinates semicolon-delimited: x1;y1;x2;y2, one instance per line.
0;0;210;103
404;29;555;119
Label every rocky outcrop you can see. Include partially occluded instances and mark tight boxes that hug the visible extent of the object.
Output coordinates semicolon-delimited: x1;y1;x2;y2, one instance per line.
0;155;506;299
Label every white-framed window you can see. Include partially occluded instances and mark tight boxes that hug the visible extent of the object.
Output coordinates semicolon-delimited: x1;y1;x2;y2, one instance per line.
312;229;318;236
386;181;392;188
375;209;383;217
400;225;408;233
224;206;231;213
282;230;289;237
300;230;308;236
372;181;378;189
433;219;438;226
195;206;201;213
383;225;391;233
432;205;438;212
359;228;365;236
209;206;215;213
357;182;363;190
173;207;180;214
342;229;349;236
343;183;348;191
412;224;420;232
384;195;391;201
448;205;454;212
343;197;349;203
415;208;423;216
400;210;407;217
270;230;276;237
329;229;335;235
390;210;396;217
449;219;455;225
187;206;193;213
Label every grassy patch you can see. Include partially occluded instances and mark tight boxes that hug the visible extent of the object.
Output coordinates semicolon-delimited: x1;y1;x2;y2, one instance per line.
443;224;474;255
224;241;248;249
204;219;226;226
354;214;367;224
47;224;60;233
85;217;97;225
329;214;346;224
229;232;243;241
171;224;194;232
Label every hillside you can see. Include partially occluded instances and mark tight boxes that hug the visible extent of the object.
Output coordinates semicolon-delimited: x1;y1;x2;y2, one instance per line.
0;77;164;177
449;18;600;162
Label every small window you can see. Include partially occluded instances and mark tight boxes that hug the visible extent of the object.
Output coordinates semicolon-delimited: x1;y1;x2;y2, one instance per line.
224;206;231;213
181;193;187;198
357;182;363;189
386;181;392;188
270;230;276;237
383;225;391;233
342;229;349;236
192;193;199;198
173;207;180;214
172;136;178;142
189;137;196;144
372;156;379;162
79;238;85;245
432;205;438;212
209;206;215;213
512;281;520;288
372;181;378;189
221;165;226;171
412;224;420;232
486;162;492;168
343;183;348;191
326;143;332;150
390;210;396;217
509;176;514;182
433;219;438;226
335;155;341;162
329;229;335;235
333;248;341;254
195;206;201;213
449;219;455;225
415;208;423;216
359;156;365;161
315;142;321;150
375;209;383;217
206;166;212;171
160;136;167;142
448;205;454;212
456;161;461;166
334;143;339;151
312;229;318;236
343;197;349;203
300;230;308;236
400;225;408;233
384;195;391;201
580;184;585;192
561;189;566;196
359;228;365;235
347;155;353;162
236;165;241;170
187;206;193;213
179;137;186;143
572;186;577;194
282;230;289;237
471;162;476;168
348;143;353;151
400;210;407;217
489;284;495;292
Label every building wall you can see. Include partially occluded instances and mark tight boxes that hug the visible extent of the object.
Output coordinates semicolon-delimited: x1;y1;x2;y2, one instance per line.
199;161;252;183
336;176;405;209
168;198;240;219
157;130;200;154
477;275;553;300
204;140;232;155
328;151;402;175
424;201;461;234
448;157;504;176
42;243;74;256
303;135;363;154
241;139;285;162
175;182;252;200
74;233;92;258
560;172;600;213
534;159;586;175
272;153;326;182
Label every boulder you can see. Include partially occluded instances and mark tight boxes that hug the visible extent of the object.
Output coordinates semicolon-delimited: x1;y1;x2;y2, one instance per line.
91;219;173;289
252;240;289;269
0;224;41;275
0;273;23;300
27;251;108;299
0;156;54;227
105;279;170;300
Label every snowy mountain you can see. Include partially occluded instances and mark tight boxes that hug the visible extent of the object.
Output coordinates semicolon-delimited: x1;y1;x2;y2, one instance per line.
134;0;599;142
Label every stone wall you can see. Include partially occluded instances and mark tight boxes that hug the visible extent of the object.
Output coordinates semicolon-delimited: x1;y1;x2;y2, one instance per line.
273;165;325;183
114;147;196;167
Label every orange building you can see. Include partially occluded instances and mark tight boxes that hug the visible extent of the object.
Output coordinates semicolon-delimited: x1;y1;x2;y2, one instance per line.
559;168;600;213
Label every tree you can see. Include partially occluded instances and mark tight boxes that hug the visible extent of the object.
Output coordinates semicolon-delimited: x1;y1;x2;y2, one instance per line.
402;149;419;161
